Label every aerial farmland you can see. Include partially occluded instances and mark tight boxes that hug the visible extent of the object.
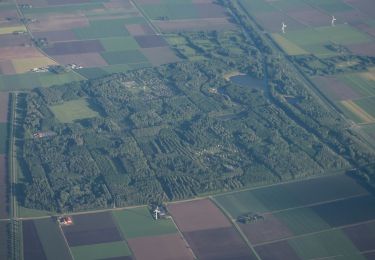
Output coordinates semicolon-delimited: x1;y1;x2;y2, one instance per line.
1;0;375;259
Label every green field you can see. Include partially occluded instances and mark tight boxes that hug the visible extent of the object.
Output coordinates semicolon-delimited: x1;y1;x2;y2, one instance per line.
21;2;104;15
239;0;276;13
0;222;9;260
275;208;330;235
0;72;84;91
305;0;354;12
71;241;131;260
141;1;198;20
288;229;363;259
272;34;308;55
112;207;177;238
339;74;375;97
100;37;140;52
355;97;375;118
33;218;72;260
0;123;7;154
18;206;55;218
74;19;130;39
50;99;99;123
101;50;148;65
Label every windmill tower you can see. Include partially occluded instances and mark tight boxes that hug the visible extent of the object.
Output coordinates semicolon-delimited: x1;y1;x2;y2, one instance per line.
154;207;161;220
331;16;337;26
282;22;287;34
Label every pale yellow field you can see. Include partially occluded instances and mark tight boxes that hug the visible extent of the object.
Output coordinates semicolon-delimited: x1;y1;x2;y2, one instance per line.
11;57;57;73
272;33;308;55
360;67;375;81
0;25;27;35
341;100;375;124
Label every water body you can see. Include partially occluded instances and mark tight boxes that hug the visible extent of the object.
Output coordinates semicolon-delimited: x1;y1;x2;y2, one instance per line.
229;74;264;90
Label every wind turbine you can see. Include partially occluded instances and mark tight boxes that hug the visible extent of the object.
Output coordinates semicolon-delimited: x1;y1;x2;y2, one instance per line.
154;207;161;220
282;22;287;34
331;16;336;26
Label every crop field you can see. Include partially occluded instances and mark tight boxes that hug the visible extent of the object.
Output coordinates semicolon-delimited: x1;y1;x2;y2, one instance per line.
61;212;122;247
23;220;47;260
0;93;8;123
0;221;9;259
168;199;256;260
241;0;375;57
33;218;72;260
70;241;132;260
0;123;8;155
50;99;99;123
214;174;375;259
11;57;57;74
112;206;177;238
0;156;8;219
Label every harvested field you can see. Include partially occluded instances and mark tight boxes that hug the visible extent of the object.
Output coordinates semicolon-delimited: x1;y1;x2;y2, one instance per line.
12;57;57;73
44;40;105;55
0;221;9;259
239;214;293;245
255;240;301;260
0;156;8;219
312;195;375;227
112;206;177;239
127;233;194;260
0;46;43;61
23;220;47;260
33;30;77;43
0;93;8;122
168;199;232;232
126;23;154;36
140;47;180;66
0;34;31;47
0;60;16;75
62;211;122;246
34;218;72;260
183;227;256;260
134;35;167;48
340;100;375;123
347;42;375;56
343;220;375;252
154;18;235;33
70;241;132;260
287;9;331;27
52;53;108;68
314;76;363;100
195;3;227;18
28;14;89;32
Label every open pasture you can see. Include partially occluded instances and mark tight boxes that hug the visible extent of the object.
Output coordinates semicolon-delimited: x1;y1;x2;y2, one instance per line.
11;57;57;74
154;18;235;33
43;40;105;56
140;2;199;20
214;174;368;218
0;25;26;35
52;53;108;68
354;97;375;118
112;206;177;239
0;61;16;75
255;241;300;260
33;218;72;260
73;19;130;40
101;50;148;65
61;211;122;247
127;233;194;260
0;155;8;219
70;241;132;260
50;99;99;123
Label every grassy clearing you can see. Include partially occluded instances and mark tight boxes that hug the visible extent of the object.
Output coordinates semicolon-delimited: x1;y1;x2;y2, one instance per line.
74;19;130;39
100;37;140;51
288;229;363;259
112;207;177;239
0;123;7;155
34;218;72;260
271;33;308;55
71;241;131;260
101;50;148;65
18;206;55;218
11;57;57;74
50;99;99;123
275;208;330;235
0;25;26;35
340;100;375;124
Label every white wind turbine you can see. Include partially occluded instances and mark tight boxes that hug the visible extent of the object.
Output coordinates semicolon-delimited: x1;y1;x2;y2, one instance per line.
154;207;161;220
331;16;337;26
282;22;287;34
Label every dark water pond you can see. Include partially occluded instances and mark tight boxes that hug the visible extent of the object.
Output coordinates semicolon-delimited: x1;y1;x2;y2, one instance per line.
229;75;264;90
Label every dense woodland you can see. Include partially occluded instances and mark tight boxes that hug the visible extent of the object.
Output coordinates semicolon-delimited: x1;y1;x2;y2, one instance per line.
18;1;375;212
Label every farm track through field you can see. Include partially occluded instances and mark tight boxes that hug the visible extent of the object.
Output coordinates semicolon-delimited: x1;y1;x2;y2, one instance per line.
130;0;162;35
